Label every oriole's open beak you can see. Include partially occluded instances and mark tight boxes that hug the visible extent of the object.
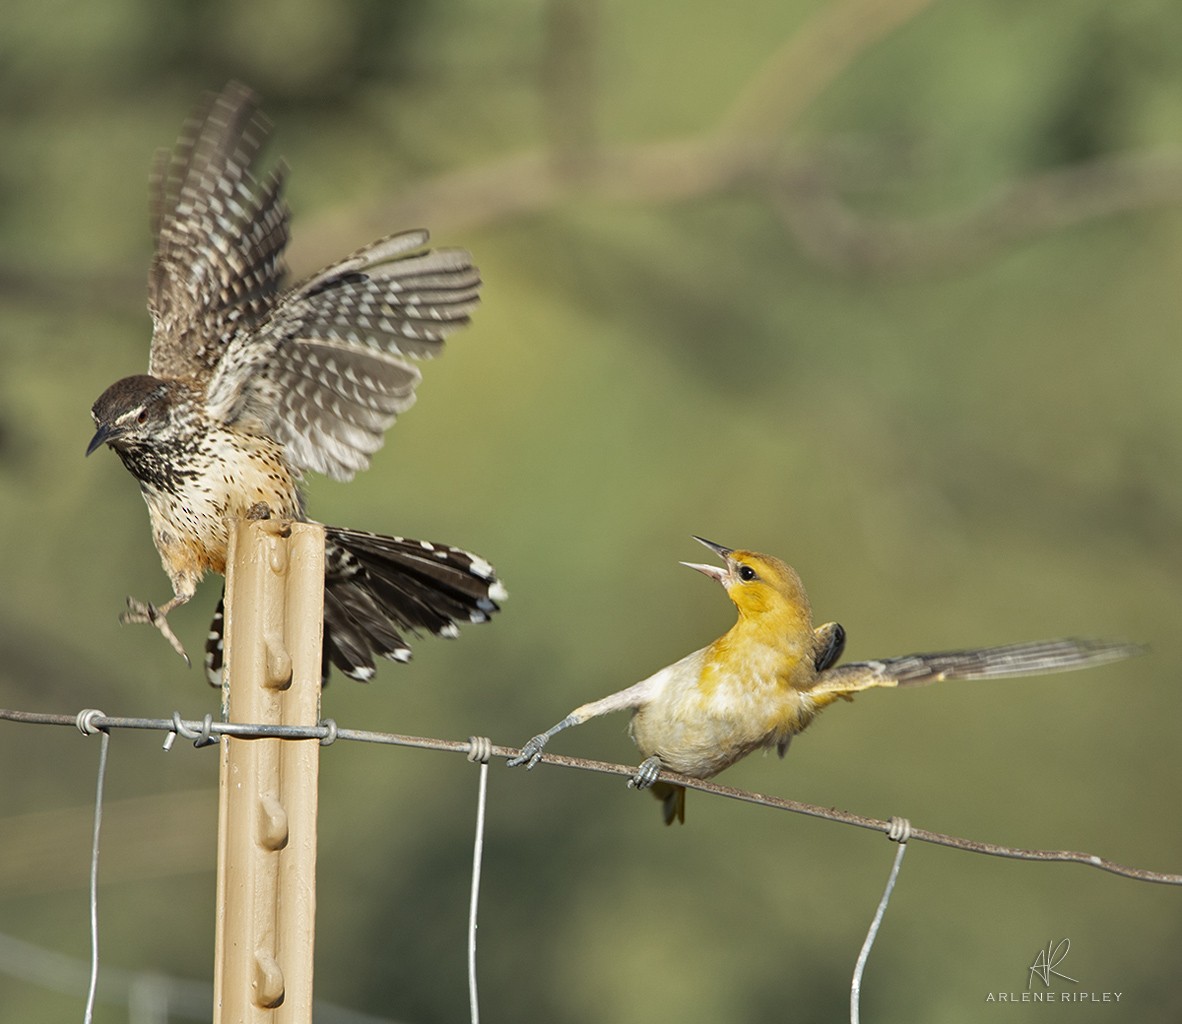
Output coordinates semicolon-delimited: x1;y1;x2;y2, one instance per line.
691;536;733;559
680;536;733;582
86;422;113;456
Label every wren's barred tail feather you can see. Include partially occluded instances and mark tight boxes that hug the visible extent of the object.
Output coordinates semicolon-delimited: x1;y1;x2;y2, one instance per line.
320;528;504;681
90;82;504;679
205;529;506;685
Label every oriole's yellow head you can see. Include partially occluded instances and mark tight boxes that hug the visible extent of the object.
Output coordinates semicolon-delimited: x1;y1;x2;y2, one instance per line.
681;536;813;630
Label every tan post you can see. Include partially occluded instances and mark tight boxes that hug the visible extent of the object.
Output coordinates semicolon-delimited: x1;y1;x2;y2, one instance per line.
213;515;325;1023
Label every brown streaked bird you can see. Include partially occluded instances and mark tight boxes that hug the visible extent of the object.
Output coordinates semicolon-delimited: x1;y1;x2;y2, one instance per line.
509;537;1141;824
87;82;505;683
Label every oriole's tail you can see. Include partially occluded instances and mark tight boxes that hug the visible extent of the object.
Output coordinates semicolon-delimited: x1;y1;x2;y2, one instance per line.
804;637;1142;702
204;526;505;684
651;781;686;826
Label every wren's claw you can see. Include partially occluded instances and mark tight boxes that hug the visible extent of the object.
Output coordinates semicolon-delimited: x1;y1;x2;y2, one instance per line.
121;596;191;667
507;734;550;769
629;756;664;790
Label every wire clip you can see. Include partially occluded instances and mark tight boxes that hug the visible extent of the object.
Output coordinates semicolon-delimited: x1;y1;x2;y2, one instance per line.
164;711;216;751
318;718;338;746
75;709;107;736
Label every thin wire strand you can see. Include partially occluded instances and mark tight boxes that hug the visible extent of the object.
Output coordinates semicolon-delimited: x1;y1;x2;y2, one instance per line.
850;827;909;1024
469;765;487;1024
3;706;1180;886
82;725;110;1024
465;737;492;1024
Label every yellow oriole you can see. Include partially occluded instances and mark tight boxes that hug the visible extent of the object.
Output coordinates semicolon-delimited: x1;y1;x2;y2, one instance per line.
508;537;1142;824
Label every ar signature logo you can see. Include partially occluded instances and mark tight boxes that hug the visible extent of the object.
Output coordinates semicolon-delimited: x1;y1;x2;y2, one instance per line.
1028;938;1079;989
986;938;1120;1004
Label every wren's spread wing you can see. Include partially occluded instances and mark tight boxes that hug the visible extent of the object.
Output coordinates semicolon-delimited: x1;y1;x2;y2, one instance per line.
205;231;481;480
148;82;289;380
807;637;1142;698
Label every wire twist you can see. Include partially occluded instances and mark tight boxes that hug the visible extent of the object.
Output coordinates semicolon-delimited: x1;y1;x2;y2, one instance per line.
319;719;338;746
166;711;215;748
467;736;493;764
75;709;106;736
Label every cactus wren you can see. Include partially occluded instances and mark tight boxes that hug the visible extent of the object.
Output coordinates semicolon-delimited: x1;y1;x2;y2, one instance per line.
87;82;505;683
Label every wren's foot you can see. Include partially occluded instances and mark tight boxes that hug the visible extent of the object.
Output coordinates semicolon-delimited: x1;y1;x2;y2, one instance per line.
507;734;550;769
629;756;664;790
121;596;191;666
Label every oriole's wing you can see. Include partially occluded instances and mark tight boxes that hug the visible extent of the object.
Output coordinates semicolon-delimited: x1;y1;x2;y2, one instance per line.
807;637;1142;698
813;621;847;672
204;232;481;480
148;82;289;380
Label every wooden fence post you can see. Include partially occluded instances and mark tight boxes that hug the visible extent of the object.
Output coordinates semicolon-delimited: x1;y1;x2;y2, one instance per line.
213;515;325;1024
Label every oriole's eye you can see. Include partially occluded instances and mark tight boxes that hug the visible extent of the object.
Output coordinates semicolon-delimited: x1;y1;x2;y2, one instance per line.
738;564;757;582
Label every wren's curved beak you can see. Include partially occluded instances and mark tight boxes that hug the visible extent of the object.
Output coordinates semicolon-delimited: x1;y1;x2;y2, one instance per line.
680;535;734;583
86;422;114;456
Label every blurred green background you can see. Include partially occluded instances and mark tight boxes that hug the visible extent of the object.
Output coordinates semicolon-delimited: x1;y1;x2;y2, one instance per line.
1;0;1180;1021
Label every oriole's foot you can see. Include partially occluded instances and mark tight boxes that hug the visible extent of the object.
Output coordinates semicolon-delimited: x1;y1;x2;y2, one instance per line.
629;756;663;790
121;597;191;666
507;735;549;769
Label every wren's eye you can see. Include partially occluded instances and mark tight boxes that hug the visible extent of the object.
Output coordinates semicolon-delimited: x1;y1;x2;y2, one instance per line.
136;409;149;425
737;564;758;582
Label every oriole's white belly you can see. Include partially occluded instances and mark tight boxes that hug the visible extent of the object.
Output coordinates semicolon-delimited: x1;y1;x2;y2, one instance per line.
629;644;815;778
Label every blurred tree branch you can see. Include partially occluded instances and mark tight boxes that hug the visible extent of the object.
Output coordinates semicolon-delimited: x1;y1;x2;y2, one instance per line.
298;0;1182;279
717;0;939;142
772;148;1182;275
7;0;1181;297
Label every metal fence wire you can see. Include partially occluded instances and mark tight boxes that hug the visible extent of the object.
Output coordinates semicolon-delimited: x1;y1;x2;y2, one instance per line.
0;704;1179;1024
